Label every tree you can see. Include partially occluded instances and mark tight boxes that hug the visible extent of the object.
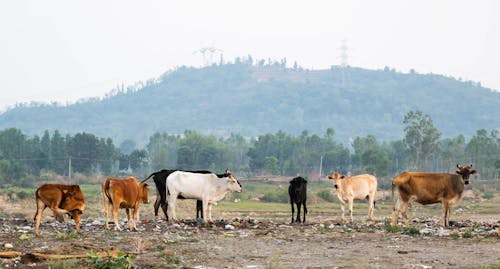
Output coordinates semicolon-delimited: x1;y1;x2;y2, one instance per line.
403;110;441;169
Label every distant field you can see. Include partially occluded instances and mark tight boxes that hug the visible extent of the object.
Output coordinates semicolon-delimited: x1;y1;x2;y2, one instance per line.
1;178;499;224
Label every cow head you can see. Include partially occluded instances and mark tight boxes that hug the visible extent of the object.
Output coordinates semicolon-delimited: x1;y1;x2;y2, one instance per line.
327;172;345;189
139;183;149;204
455;163;477;185
289;176;307;191
225;169;242;193
61;185;85;212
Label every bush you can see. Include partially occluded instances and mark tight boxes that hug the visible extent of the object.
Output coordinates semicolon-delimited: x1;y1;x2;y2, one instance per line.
317;189;336;202
261;189;289;203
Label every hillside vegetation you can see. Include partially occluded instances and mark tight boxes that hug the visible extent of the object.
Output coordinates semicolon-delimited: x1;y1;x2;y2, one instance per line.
1;62;499;145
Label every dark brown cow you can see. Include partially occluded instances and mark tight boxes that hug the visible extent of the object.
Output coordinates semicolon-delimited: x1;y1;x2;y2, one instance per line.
102;177;149;231
392;164;477;227
34;184;85;236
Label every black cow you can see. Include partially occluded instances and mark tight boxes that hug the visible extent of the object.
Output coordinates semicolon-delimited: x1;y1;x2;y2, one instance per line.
289;176;308;223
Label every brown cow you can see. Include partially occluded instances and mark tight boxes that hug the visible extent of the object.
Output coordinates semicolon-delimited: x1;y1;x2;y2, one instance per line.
102;177;149;231
327;172;378;222
391;164;477;227
34;184;85;236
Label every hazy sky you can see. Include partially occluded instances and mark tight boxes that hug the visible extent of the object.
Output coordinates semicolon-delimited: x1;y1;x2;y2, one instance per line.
1;0;499;111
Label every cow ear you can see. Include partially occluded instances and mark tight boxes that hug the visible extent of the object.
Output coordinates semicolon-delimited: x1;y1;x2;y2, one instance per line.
455;170;462;175
340;175;345;179
470;170;477;174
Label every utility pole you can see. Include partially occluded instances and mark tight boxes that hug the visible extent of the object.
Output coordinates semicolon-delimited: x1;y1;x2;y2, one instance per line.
319;155;323;181
68;156;72;183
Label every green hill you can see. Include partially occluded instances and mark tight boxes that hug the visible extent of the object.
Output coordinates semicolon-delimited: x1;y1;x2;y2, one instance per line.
1;63;499;145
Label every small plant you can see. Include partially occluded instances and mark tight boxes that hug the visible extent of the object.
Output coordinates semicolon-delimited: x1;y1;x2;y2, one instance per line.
462;230;474;238
403;226;420;236
56;231;85;239
87;249;135;269
482;192;494;200
384;219;402;233
164;255;181;266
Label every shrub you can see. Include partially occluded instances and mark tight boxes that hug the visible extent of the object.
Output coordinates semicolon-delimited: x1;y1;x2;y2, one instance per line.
317;189;336;202
261;189;289;203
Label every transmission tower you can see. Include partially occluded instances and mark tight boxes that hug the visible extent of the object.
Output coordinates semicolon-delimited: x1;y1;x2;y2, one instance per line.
337;39;349;88
193;47;223;66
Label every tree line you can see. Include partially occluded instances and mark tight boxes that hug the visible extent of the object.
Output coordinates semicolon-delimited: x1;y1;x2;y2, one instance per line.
0;110;499;187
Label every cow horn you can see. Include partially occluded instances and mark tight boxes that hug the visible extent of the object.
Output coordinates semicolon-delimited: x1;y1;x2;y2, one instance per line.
456;164;461;169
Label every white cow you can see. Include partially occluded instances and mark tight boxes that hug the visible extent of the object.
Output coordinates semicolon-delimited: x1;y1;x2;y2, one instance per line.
166;169;242;222
327;172;378;222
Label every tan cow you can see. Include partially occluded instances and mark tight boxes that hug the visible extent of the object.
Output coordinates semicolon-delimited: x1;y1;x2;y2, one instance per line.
102;177;149;231
391;164;477;227
34;184;85;236
327;172;378;222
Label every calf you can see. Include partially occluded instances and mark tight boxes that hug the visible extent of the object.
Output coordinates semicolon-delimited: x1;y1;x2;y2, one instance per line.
392;164;477;227
34;184;85;236
288;176;308;223
166;169;242;222
102;177;149;231
327;172;378;222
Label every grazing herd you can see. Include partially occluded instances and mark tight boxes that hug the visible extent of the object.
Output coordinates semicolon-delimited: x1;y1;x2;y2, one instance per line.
32;164;478;235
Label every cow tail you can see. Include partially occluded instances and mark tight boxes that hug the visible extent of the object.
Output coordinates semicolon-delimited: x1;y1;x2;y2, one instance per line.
141;172;156;183
104;178;113;206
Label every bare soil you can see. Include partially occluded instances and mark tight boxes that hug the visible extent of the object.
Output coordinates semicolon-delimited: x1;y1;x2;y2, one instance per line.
1;212;500;269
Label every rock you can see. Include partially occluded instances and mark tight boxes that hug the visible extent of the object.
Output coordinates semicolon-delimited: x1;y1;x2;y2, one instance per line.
224;224;235;230
4;243;14;248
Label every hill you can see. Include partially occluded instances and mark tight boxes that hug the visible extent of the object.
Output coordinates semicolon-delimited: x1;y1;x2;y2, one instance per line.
1;63;499;145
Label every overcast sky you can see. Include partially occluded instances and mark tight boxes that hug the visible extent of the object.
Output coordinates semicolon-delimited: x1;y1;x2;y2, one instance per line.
1;0;499;112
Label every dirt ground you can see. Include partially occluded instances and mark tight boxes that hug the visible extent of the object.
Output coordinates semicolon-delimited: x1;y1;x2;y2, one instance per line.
1;211;500;269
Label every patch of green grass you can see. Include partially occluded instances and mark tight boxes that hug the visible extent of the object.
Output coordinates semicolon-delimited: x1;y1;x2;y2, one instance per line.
56;231;85;239
87;249;135;269
402;226;420;236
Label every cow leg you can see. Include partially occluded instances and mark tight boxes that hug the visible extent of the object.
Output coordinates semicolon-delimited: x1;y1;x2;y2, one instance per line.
132;207;139;231
154;194;161;218
201;199;209;223
392;198;401;225
290;200;295;223
207;203;214;222
102;192;111;230
442;202;450;227
112;203;122;231
348;197;354;223
166;192;178;223
339;199;346;222
302;201;307;223
367;195;375;221
71;210;81;233
400;200;410;225
196;200;203;219
34;199;47;236
126;208;133;230
295;203;300;223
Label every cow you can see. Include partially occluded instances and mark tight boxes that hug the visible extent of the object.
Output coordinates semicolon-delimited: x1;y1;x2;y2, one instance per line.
34;184;85;236
102;177;149;231
165;169;242;222
391;163;477;227
288;176;308;223
327;172;378;222
142;169;206;221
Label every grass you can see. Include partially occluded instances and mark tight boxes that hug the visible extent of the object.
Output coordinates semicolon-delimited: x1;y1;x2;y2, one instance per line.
1;178;500;223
